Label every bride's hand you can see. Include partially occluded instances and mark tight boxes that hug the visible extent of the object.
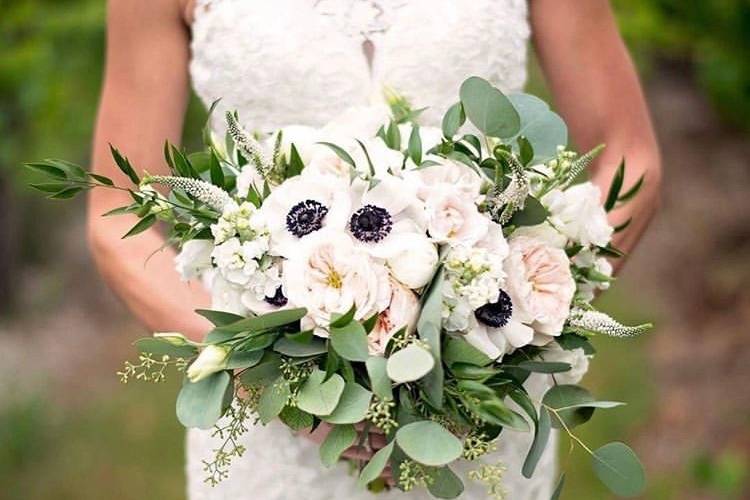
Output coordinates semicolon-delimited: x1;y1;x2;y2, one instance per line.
300;422;395;486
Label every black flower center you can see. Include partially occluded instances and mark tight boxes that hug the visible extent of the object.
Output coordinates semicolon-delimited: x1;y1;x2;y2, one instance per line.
286;199;329;238
264;286;288;307
349;204;393;243
475;289;513;328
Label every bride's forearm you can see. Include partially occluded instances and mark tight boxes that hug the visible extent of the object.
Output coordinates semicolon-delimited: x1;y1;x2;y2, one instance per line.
87;210;213;341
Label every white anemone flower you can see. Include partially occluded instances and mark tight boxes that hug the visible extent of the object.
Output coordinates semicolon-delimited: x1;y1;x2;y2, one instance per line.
258;174;351;258
463;289;535;360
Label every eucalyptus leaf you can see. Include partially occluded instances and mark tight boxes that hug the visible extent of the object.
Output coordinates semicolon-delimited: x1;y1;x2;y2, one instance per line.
239;353;282;385
427;466;464;499
366;356;393;400
257;377;291;424
459;77;520;138
135;338;197;358
330;304;357;328
330;321;369;362
523;407;551;478
542;385;623;429
225;350;264;370
478;400;530;432
320;424;357;467
358;442;395;488
273;337;328;357
551;473;566;500
195;309;246;326
323;383;372;424
217;308;307;333
508;93;568;162
517;361;572;374
592;442;646;497
279;406;314;431
417;268;445;408
386;344;435;383
443;337;492;367
396;421;463;466
176;371;231;429
508;196;549;227
297;370;346;416
442;102;465;138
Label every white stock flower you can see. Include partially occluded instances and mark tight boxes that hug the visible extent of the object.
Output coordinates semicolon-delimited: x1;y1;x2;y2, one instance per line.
211;237;267;286
283;232;392;336
211;201;267;245
187;344;230;383
210;274;248;315
174;239;214;282
541;344;591;384
424;185;489;246
573;248;613;302
368;279;420;355
259;175;351;257
240;260;287;314
542;182;613;247
504;236;576;346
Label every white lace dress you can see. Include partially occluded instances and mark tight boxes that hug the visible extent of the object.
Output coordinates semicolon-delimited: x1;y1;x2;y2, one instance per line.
186;1;558;498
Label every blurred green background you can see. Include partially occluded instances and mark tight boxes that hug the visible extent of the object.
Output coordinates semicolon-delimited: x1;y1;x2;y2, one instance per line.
1;1;749;499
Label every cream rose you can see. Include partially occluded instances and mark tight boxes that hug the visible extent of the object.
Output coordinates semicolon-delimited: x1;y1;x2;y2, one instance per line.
283;232;392;336
368;279;420;355
541;344;591;384
504;236;576;344
424;186;489;245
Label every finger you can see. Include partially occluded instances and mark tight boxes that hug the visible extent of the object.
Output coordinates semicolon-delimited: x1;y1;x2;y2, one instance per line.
340;445;374;461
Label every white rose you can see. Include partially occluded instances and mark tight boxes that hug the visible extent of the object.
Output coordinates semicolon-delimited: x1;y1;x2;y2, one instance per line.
305;149;353;179
386;233;438;289
187;344;230;383
505;236;576;344
174;240;214;282
542;182;613;247
404;158;482;201
283;232;392;336
510;223;567;249
424;186;489;245
541;344;590;384
368;279;420;355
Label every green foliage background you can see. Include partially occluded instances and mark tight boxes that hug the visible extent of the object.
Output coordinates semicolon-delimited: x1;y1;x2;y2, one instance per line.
1;1;748;499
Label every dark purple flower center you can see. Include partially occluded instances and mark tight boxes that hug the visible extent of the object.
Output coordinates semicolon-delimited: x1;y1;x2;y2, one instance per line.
349;204;393;243
286;199;328;237
475;289;513;328
264;286;288;307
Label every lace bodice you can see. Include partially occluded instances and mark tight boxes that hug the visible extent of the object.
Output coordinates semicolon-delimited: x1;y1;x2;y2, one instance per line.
186;2;557;499
190;0;530;130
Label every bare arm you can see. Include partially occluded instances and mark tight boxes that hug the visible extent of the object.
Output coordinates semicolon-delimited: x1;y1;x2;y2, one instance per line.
531;0;662;267
88;0;212;341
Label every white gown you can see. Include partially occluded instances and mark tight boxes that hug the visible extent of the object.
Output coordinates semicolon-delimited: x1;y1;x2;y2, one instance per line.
186;1;558;498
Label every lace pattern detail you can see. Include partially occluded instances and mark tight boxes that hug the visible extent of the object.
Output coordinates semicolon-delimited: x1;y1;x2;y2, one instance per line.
314;0;408;39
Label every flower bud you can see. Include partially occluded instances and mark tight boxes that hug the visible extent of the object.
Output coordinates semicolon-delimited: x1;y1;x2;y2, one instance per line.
153;332;192;346
186;345;230;383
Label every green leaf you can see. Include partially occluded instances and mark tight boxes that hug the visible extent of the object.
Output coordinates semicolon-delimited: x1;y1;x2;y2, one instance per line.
614;218;633;233
176;371;231;429
459;77;520;138
358;442;394;488
329;321;369;362
385;120;401;151
273;337;328;357
278;406;314;431
257;376;291;424
442;102;466;138
209;149;225;187
556;333;596;355
322;383;372;424
523;407;551;478
517;361;572;374
456;380;496;399
427;466;464;499
509;196;549;227
217;308;307;333
195;309;246;327
317;142;355;167
330;304;357;328
386;345;435;384
417;268;445;408
203;329;238;344
135;338;197;358
605;159;626;211
551;473;566;500
122;214;156;238
543;385;624;429
617;174;645;204
507;93;568;162
287;144;306;177
366;356;393;400
49;187;84;199
396;421;463;466
408;125;423;165
592;442;646;497
297;370;346;416
478;399;530;432
109;145;140;184
319;424;357;467
239;352;282;385
89;173;115;186
450;363;500;381
225;350;264;370
29;182;72;193
25;161;66;179
443;337;492;367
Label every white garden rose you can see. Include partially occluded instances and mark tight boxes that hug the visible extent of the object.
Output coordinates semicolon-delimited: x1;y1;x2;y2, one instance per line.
404;158;483;201
424;186;489;246
368;279;420;355
504;236;576;345
283;232;392;336
542;182;613;247
385;233;438;289
510;222;567;249
541;344;591;384
258;174;351;257
174;239;214;281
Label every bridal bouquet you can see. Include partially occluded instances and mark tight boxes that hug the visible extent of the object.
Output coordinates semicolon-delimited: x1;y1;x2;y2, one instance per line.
27;77;651;498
